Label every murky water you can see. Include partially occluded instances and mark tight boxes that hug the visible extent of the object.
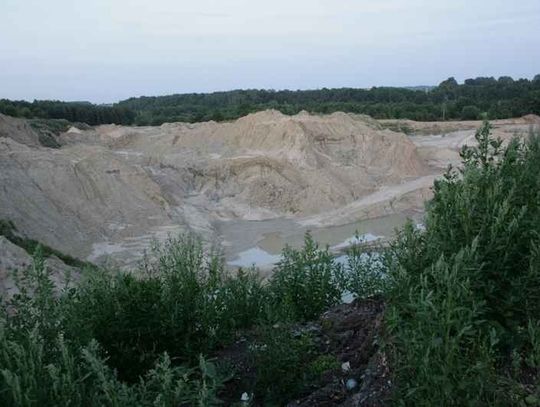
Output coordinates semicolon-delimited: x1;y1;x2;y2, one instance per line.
219;212;420;269
227;247;282;268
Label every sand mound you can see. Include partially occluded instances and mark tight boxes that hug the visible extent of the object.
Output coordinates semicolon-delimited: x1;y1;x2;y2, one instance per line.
522;114;540;125
0;114;42;147
0;111;427;264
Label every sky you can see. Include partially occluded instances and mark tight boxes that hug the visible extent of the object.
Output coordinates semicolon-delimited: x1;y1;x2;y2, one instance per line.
1;0;540;103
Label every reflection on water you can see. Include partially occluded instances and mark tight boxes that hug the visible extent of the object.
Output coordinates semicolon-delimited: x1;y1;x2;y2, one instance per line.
224;213;418;269
228;247;281;269
257;212;413;255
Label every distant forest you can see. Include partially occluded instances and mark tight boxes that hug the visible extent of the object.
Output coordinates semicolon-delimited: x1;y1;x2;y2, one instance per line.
0;100;135;125
1;75;540;126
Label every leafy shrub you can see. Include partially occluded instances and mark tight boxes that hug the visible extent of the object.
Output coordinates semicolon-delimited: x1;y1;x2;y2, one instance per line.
461;105;481;120
386;122;540;405
64;235;266;381
0;231;353;405
29;119;70;148
345;239;387;299
268;232;346;321
0;248;225;406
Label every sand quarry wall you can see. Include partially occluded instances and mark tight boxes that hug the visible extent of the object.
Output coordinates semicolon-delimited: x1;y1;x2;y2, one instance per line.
7;110;533;265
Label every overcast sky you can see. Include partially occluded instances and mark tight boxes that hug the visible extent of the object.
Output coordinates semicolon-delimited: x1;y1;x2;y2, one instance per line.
1;0;539;103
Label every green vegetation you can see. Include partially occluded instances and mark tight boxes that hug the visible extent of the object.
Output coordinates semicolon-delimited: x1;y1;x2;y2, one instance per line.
2;75;540;125
1;122;539;405
119;75;540;125
250;326;318;404
0;220;92;269
386;122;540;405
28;119;71;148
0;232;363;405
267;233;347;321
0;99;135;125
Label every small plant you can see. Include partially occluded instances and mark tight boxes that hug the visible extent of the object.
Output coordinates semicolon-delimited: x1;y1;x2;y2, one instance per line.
268;232;346;321
345;235;387;299
307;354;340;379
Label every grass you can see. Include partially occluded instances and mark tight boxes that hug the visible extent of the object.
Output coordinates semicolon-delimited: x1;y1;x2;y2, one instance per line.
378;121;415;135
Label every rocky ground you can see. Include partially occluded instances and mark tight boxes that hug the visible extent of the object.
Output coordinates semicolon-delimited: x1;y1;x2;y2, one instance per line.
218;297;390;406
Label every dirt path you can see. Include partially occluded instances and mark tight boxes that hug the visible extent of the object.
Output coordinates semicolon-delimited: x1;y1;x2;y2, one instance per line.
299;175;437;227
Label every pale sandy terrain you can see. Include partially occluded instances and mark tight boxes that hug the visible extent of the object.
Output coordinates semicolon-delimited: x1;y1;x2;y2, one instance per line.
0;111;537;270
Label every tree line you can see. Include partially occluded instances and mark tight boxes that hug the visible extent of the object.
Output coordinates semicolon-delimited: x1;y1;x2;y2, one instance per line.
1;75;539;125
0;99;135;125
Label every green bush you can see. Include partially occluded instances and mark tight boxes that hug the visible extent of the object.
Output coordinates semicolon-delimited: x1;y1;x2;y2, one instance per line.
386;122;540;405
1;232;354;405
345;239;387;299
63;235;266;381
461;105;481;120
0;248;225;406
268;232;346;321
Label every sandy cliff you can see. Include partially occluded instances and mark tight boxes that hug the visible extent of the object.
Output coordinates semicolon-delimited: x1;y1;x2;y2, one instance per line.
1;111;536;266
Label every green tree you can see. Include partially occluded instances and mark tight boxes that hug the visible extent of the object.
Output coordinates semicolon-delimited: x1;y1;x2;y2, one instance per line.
461;105;480;120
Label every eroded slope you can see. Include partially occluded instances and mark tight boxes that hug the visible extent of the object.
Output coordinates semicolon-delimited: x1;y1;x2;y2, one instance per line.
6;111;533;266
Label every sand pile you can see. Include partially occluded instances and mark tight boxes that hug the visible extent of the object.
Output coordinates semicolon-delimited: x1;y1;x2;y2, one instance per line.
0;111;438;265
0;114;43;147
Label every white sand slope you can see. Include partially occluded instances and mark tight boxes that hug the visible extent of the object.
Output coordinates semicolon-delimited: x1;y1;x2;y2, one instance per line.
0;111;536;266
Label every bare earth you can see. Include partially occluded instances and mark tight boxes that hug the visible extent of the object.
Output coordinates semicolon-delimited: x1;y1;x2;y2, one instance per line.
0;111;538;270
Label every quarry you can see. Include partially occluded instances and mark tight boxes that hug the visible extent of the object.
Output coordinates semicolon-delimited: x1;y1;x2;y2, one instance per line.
0;111;538;277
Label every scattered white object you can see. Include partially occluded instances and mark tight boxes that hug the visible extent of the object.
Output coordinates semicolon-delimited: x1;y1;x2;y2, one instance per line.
341;361;351;372
346;378;358;390
341;290;356;304
240;392;250;402
67;126;82;134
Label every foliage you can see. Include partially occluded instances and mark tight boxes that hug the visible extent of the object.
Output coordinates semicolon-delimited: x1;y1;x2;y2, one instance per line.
2;75;539;125
28;119;71;148
0;232;355;405
386;122;540;405
250;325;317;405
268;233;346;321
117;75;540;125
0;249;225;407
0;219;93;269
0;99;135;125
345;241;387;299
64;235;266;382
